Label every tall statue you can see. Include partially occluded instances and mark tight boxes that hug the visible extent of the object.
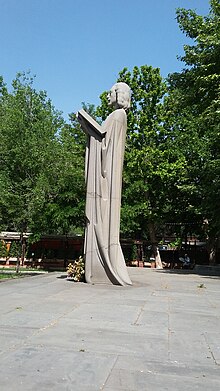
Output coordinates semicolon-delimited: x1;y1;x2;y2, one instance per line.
77;82;132;286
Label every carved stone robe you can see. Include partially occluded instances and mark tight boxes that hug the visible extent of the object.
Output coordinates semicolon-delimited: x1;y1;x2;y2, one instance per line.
84;108;132;285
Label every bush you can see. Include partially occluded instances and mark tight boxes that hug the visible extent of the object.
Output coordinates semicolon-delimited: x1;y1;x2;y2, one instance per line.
0;241;8;258
66;256;85;282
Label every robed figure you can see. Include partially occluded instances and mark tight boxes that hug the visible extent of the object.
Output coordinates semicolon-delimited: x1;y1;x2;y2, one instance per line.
77;82;132;286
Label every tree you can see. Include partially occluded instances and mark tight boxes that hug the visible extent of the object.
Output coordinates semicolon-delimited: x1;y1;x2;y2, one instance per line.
97;65;189;266
0;72;62;232
0;72;85;239
168;0;220;262
41;118;85;235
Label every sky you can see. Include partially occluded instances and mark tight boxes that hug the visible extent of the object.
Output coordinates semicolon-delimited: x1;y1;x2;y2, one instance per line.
1;0;210;121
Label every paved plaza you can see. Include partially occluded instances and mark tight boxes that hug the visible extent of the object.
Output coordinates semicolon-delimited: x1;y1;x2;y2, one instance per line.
0;267;219;390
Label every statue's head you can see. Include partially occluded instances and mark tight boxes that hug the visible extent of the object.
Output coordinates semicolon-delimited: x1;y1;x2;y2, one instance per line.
107;82;131;110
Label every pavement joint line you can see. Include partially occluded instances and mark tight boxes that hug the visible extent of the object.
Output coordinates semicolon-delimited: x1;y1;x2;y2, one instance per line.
132;303;146;325
203;332;219;366
0;303;81;358
100;354;119;390
167;296;171;362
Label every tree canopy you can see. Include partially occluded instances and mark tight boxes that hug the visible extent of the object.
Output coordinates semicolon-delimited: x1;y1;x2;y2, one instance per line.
0;72;85;237
167;0;220;255
94;0;219;261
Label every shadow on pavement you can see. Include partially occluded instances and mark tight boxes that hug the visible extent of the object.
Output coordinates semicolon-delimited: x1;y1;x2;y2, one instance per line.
158;266;220;278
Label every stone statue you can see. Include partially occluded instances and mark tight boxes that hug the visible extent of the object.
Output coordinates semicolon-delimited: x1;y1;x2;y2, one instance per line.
77;82;132;286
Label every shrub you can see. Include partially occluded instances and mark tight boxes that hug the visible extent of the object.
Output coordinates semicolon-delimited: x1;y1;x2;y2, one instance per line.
66;256;85;282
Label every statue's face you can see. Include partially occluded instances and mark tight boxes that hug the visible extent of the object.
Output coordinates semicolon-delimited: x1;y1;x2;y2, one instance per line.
107;86;117;107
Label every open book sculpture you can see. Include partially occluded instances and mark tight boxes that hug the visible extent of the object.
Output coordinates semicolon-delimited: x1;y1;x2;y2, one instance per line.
77;82;132;286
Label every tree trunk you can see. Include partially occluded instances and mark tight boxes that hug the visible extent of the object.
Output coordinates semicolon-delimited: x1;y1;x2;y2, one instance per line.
207;239;216;266
148;221;163;269
21;239;26;267
202;219;216;266
16;254;20;274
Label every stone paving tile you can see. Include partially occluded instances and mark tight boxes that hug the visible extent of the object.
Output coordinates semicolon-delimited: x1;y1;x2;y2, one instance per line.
0;325;38;355
168;330;214;366
0;268;219;390
0;307;62;329
0;346;116;391
168;311;220;333
204;332;220;365
104;367;220;391
26;322;169;358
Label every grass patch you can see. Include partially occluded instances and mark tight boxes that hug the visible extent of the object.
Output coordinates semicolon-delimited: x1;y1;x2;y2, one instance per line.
0;266;40;272
0;268;48;281
0;272;22;280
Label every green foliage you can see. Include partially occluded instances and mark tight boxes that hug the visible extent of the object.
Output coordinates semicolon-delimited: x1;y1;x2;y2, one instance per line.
168;238;182;249
0;72;85;236
8;241;20;257
98;65;190;240
170;0;220;113
0;72;63;232
168;0;220;246
0;241;8;258
0;272;22;280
